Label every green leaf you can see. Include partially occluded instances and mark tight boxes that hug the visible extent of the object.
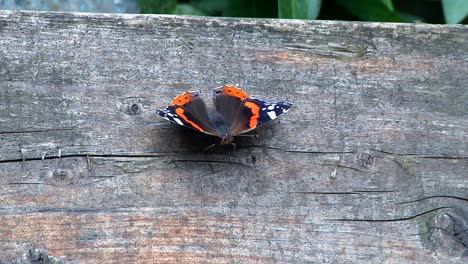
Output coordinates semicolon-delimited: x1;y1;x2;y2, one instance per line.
397;12;424;23
224;0;278;18
335;0;401;22
442;0;468;24
138;0;177;14
173;4;207;16
381;0;394;11
278;0;322;19
192;0;228;16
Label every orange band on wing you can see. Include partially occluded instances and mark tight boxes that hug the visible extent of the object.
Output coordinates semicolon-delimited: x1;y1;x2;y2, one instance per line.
171;92;196;106
244;101;260;128
175;107;205;132
220;86;250;100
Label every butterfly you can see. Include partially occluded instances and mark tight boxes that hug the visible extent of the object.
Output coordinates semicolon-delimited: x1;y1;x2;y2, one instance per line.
157;85;292;145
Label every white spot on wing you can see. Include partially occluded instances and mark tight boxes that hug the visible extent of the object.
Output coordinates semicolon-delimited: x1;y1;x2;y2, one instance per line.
173;118;183;125
267;111;277;120
267;105;275;110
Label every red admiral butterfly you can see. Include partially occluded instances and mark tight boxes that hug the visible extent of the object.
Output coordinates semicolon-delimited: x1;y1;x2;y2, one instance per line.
157;85;292;144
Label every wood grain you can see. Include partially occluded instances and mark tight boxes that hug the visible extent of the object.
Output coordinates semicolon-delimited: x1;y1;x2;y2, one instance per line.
0;10;467;263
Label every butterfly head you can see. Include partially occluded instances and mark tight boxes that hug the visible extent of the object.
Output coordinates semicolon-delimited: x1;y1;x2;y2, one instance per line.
219;133;234;145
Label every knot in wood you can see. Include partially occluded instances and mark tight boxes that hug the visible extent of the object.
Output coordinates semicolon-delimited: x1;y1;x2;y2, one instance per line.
430;209;468;259
357;153;374;168
439;212;468;245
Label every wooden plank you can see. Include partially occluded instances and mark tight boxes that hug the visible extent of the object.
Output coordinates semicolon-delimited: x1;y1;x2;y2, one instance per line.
0;10;467;263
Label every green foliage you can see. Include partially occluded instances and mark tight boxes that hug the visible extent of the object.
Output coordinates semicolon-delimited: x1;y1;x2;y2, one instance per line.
278;0;322;19
137;0;465;24
192;0;227;16
173;4;206;16
223;0;277;18
335;0;402;22
380;0;395;11
138;0;177;14
442;0;468;24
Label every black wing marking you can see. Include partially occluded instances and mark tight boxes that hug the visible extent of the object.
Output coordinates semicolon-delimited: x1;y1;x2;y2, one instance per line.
213;94;244;128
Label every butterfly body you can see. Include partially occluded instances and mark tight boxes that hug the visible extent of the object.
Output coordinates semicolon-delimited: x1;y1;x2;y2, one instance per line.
157;86;292;144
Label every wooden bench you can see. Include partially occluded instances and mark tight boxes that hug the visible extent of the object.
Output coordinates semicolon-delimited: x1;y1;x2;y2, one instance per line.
0;10;467;263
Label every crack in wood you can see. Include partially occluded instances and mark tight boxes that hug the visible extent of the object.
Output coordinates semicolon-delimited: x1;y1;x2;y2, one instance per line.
7;182;43;185
397;195;468;205
0;127;75;134
0;153;172;164
325;207;451;222
352;190;399;193
1;147;466;165
290;191;361;195
173;159;252;167
291;190;397;195
240;144;356;154
370;149;468;159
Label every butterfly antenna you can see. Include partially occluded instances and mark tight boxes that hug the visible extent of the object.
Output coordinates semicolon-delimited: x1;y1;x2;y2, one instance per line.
236;134;259;138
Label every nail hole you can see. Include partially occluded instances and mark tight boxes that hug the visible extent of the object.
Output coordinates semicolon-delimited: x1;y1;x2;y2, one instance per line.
127;103;141;115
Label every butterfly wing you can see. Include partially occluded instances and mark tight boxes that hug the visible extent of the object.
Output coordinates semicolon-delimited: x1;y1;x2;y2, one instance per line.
230;99;292;135
157;91;219;136
213;85;250;127
213;85;292;136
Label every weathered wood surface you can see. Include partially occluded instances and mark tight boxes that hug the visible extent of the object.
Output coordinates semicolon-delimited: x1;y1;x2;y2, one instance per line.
0;10;467;263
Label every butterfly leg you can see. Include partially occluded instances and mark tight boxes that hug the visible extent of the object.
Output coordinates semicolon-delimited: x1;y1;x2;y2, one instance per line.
229;142;237;152
203;143;237;152
203;143;217;152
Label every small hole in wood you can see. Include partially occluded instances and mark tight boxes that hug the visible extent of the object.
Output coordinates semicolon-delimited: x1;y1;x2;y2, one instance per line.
127;103;141;115
130;104;140;114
